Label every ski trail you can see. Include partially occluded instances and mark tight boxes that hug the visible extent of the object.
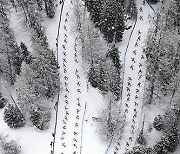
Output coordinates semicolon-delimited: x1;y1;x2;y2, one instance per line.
50;1;65;154
104;15;138;154
53;0;88;153
107;1;154;154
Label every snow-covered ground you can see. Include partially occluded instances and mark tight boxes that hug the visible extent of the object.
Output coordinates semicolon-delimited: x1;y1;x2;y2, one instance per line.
1;0;179;154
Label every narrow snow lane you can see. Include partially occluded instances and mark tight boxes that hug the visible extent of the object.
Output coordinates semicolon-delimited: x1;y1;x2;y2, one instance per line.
53;0;88;154
109;1;154;154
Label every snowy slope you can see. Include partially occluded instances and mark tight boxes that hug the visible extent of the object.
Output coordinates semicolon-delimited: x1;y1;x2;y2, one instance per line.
107;1;155;154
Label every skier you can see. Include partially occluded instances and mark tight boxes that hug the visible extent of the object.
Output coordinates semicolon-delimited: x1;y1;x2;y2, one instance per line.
129;137;133;141
128;77;132;81
130;65;134;70
139;63;142;67
134;101;138;106
127;82;132;86
137;82;141;87
64;69;67;73
139;7;143;12
136;89;139;93
131;58;135;63
141;55;145;59
133;50;136;55
124;108;128;113
135;42;138;47
140;16;143;21
62;44;66;50
64;38;67;43
63;51;66;56
137;35;141;41
76;74;80;79
138;69;142;74
63;63;66;67
77;81;80;86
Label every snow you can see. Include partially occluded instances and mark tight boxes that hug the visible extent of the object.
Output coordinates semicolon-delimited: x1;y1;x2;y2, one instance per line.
1;0;179;154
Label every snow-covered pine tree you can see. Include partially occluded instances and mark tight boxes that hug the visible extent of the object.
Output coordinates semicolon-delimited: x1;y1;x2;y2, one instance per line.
43;0;55;18
0;1;22;84
29;28;60;98
99;0;125;43
124;0;137;20
16;63;52;129
144;0;180;104
4;104;26;128
96;92;125;141
20;42;32;64
15;0;44;28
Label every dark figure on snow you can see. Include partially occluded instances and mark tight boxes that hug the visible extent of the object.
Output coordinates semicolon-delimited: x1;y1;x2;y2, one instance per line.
134;102;138;106
129;137;133;141
140;16;144;21
127;82;132;86
64;25;67;31
139;63;142;67
141;55;145;59
139;7;143;12
133;50;136;55
62;45;66;50
130;65;134;70
137;82;141;87
131;58;135;63
138;69;142;74
77;81;80;86
63;52;66;56
63;63;66;67
64;69;67;73
137;36;141;41
128;77;132;81
135;42;138;47
124;108;128;113
138;75;142;80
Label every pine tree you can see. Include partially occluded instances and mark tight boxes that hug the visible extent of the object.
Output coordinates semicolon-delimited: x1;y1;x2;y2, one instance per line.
20;42;32;64
0;1;22;84
99;0;125;43
97;92;125;141
43;0;55;18
144;0;180;104
125;0;137;20
3;104;26;129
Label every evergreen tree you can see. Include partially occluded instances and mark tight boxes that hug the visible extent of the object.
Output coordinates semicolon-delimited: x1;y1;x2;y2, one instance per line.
144;0;180;104
99;0;125;43
3;104;26;129
83;0;125;43
43;0;55;18
20;42;32;64
125;0;137;20
96;92;125;141
0;1;22;84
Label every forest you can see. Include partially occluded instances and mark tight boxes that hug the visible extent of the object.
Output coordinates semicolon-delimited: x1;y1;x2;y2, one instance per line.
0;0;179;154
